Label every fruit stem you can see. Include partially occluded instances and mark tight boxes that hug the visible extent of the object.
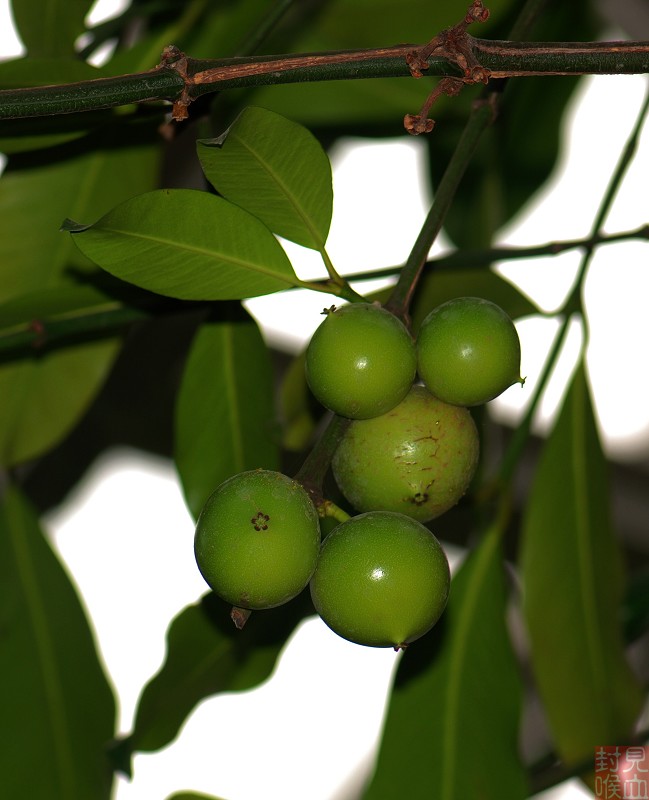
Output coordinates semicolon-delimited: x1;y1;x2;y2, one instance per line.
384;94;497;322
293;413;351;505
320;499;351;524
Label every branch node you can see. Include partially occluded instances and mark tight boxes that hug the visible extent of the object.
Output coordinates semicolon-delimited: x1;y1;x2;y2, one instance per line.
404;0;491;133
159;45;194;121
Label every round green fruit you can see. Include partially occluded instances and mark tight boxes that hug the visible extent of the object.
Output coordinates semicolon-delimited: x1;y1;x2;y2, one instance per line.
194;470;320;610
305;303;416;419
310;510;450;648
332;384;479;523
416;296;523;407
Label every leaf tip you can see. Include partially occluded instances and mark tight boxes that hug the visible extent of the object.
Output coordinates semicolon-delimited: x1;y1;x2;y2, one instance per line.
60;218;89;233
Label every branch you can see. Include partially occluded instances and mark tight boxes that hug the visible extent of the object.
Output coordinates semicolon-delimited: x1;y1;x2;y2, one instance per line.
0;38;648;120
342;223;649;284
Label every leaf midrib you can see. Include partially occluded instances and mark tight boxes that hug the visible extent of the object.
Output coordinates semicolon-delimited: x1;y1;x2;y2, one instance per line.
234;132;326;250
83;224;300;288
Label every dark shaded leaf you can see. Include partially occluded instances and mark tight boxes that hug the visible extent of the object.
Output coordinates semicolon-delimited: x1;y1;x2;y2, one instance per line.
410;266;538;333
166;793;228;800
0;125;159;464
365;523;527;800
278;350;317;452
251;0;515;126
66;189;300;300
198;106;333;250
175;306;280;519
0;484;115;799
520;362;644;766
430;0;599;247
0;338;120;467
118;592;310;761
10;0;93;58
0;58;114;153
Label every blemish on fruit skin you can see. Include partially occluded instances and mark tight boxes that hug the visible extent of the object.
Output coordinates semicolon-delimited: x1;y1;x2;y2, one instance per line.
251;511;270;531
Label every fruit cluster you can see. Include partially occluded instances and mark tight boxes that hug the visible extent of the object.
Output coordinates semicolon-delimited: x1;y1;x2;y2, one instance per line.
194;297;522;649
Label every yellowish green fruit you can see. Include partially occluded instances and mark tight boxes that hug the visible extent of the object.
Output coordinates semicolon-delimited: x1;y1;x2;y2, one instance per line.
332;385;479;522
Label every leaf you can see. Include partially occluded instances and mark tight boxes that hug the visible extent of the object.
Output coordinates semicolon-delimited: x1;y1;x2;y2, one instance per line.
10;0;93;58
198;106;333;250
0;484;115;799
520;361;644;766
66;189;300;300
410;266;538;333
175;307;280;520
0;126;159;464
429;0;598;247
117;592;309;762
0;339;120;467
279;350;317;452
0;282;149;343
166;794;228;800
251;0;515;126
0;57;115;153
365;524;527;800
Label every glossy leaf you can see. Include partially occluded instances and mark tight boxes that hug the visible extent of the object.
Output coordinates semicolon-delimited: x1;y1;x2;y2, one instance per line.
0;126;158;464
410;266;538;333
521;362;643;765
175;307;280;520
0;484;115;799
365;524;527;800
198;106;333;250
119;592;309;760
65;189;300;300
10;0;93;58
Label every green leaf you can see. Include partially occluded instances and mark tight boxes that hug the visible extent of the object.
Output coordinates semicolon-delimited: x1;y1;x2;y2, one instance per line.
0;127;159;303
251;0;515;126
279;350;317;452
410;267;538;333
365;524;527;800
166;794;228;800
10;0;93;58
520;362;644;766
0;339;120;467
175;307;280;520
0;126;158;464
429;0;598;247
0;484;115;799
66;189;300;300
119;592;309;761
198;106;333;250
0;58;115;153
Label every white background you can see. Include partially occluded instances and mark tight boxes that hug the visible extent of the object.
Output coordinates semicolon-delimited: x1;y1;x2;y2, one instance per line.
2;1;648;798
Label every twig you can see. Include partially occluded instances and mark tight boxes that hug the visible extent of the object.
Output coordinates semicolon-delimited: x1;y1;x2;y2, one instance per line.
0;39;648;120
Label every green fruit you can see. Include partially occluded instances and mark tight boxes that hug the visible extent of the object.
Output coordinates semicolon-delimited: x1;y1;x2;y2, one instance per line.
305;303;416;419
332;384;478;522
416;296;523;407
310;511;450;648
194;470;320;610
